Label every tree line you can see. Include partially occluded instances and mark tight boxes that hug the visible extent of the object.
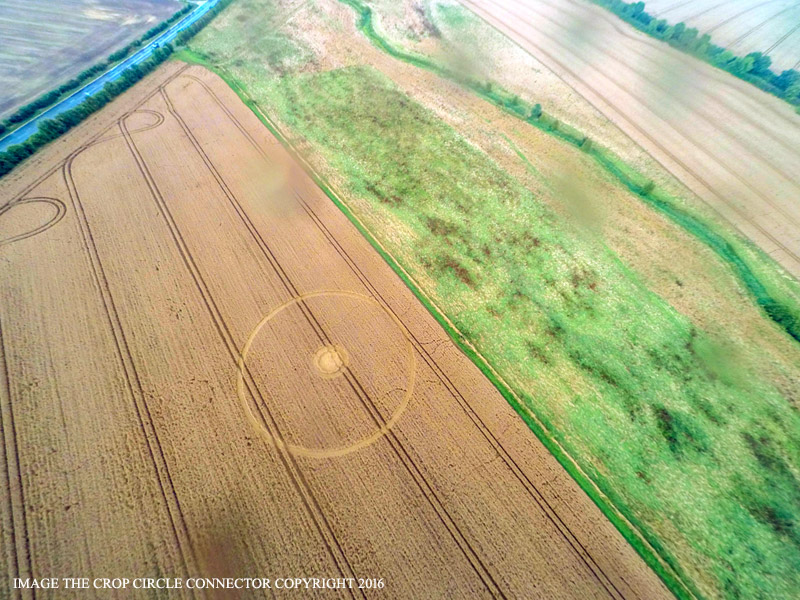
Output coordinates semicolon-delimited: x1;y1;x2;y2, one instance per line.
593;0;800;108
0;3;193;138
0;0;235;178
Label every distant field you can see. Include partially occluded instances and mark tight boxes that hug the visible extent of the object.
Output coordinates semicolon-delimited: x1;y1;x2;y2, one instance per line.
644;0;800;71
0;0;181;119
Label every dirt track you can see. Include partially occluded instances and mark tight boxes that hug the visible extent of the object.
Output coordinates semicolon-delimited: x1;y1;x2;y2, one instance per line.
0;63;673;598
461;0;800;279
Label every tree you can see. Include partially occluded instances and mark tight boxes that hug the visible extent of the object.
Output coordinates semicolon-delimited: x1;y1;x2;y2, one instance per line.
730;55;755;77
670;22;686;42
774;69;800;92
648;18;669;37
627;1;645;18
694;33;711;55
676;26;699;49
786;79;800;103
713;49;735;68
747;52;772;78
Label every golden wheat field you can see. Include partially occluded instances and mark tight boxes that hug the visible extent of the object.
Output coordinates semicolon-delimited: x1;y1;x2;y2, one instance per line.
0;62;672;598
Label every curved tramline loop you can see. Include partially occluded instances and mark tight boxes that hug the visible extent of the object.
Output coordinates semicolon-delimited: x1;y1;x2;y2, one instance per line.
236;290;416;459
0;64;204;597
87;109;165;148
0;197;66;247
0;111;164;249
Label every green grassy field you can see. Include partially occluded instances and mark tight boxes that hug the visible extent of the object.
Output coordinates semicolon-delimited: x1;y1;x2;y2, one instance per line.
186;1;800;597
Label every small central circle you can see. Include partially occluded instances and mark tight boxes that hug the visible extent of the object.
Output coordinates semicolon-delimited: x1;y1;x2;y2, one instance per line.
312;344;349;379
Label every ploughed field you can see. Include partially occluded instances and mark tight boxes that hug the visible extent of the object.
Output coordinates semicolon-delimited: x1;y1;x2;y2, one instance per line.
643;0;800;71
462;0;800;278
0;63;670;598
0;0;179;119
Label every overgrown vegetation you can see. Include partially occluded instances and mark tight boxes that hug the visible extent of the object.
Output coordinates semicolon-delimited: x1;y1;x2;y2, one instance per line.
187;1;800;597
339;0;800;349
0;0;234;179
0;3;192;138
591;0;800;109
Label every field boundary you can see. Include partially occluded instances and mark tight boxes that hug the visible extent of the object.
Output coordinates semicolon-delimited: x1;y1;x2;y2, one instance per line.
157;75;509;595
173;48;698;599
192;2;800;595
335;0;800;350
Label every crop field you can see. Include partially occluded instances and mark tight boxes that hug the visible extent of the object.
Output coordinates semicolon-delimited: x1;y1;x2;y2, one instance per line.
182;0;800;598
0;63;673;597
0;0;180;120
643;0;800;71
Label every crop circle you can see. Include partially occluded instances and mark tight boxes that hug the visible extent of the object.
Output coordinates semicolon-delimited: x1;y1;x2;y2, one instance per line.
236;290;416;458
